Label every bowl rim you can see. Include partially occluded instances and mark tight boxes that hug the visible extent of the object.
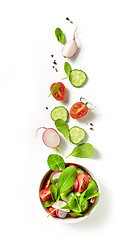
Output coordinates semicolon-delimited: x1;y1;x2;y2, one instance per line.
39;162;100;223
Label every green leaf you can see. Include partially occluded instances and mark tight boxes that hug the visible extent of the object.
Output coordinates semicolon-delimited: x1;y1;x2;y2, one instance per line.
50;184;58;202
43;200;53;207
68;195;82;213
55;28;65;43
64;62;71;77
55;119;70;141
47;154;65;171
79;179;99;204
69;212;84;217
48;83;60;97
66;143;94;158
57;166;77;197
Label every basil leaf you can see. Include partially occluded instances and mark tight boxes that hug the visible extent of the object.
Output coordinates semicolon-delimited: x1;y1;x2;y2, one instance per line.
48;83;60;97
55;119;70;141
50;184;58;201
66;143;94;158
64;62;71;77
55;28;65;43
58;166;77;196
47;154;65;171
43;200;53;207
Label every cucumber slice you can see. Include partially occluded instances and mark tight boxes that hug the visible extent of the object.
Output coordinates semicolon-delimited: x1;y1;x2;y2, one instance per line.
51;106;68;122
69;70;87;87
76;168;85;175
69;126;86;144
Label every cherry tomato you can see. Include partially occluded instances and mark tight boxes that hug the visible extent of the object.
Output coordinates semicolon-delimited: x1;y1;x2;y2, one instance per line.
77;174;89;193
50;82;66;101
39;187;52;202
70;102;88;119
69;164;78;168
48;207;57;218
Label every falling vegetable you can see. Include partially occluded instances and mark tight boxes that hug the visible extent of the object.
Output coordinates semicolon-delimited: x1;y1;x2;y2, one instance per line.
36;127;60;148
62;27;78;58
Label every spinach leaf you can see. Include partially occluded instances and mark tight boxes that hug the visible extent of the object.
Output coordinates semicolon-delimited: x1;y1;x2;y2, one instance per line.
55;28;65;43
55;119;70;141
57;166;77;198
64;62;71;77
69;212;84;217
50;184;58;202
79;179;99;204
43;200;53;207
68;195;82;213
48;83;60;97
66;143;94;158
47;154;65;171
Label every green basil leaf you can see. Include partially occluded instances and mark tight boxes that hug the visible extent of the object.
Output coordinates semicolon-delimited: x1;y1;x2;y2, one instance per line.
55;28;65;43
66;143;94;158
50;184;58;202
58;166;77;196
55;119;70;141
43;200;53;207
64;62;71;77
48;83;60;97
47;154;65;171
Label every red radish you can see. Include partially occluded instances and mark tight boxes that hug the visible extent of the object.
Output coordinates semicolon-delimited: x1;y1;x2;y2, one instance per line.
39;187;52;202
51;170;62;182
90;197;96;203
52;200;70;213
56;209;68;219
74;179;78;192
48;207;57;218
77;174;89;193
36;127;60;148
62;27;78;58
55;182;58;187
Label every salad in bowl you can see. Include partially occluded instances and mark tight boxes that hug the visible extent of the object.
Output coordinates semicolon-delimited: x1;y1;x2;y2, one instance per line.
39;154;100;223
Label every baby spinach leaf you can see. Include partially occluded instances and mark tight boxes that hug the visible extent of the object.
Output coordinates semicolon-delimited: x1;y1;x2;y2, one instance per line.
66;143;94;158
48;83;60;97
68;195;82;213
79;179;99;204
55;28;65;43
57;166;77;197
47;154;65;171
50;184;58;202
64;62;71;77
55;119;70;141
43;200;53;207
69;212;84;217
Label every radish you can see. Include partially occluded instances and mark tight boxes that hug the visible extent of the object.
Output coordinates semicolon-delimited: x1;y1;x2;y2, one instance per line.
74;178;78;192
90;197;96;203
55;182;58;187
51;170;62;182
62;27;78;58
52;200;70;213
36;127;60;148
56;209;68;219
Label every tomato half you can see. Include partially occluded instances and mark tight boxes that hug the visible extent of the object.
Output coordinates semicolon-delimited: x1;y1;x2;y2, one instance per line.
50;82;66;101
39;188;52;202
70;102;88;119
77;174;89;193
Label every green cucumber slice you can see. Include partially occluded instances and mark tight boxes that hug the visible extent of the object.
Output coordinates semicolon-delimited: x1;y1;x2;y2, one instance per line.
69;70;87;87
51;106;68;122
69;126;86;144
76;168;85;175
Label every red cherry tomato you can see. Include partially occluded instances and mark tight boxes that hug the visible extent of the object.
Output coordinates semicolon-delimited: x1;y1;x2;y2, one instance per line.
77;174;89;193
70;102;88;119
50;82;66;101
39;187;52;202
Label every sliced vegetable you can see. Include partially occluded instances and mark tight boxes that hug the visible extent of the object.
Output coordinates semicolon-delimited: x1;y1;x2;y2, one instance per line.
66;143;94;158
39;188;52;202
56;209;68;218
55;119;70;141
48;207;57;218
69;164;78;168
77;174;89;193
69;126;86;144
36;127;60;148
69;70;87;87
90;197;96;203
51;170;62;182
73;178;79;192
55;28;65;43
44;178;50;189
47;154;65;172
51;106;68;122
52;200;70;212
50;82;66;101
62;27;78;58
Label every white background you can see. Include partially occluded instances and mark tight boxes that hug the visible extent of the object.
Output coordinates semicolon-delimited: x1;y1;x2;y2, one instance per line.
0;0;136;239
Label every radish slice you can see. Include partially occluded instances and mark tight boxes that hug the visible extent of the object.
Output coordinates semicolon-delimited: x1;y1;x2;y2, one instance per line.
90;197;96;203
62;27;78;58
56;209;68;219
51;170;62;182
36;127;60;148
52;200;70;213
55;182;58;187
74;178;79;192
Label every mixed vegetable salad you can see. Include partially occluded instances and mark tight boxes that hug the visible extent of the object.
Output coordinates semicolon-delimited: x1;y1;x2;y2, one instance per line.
39;155;99;219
